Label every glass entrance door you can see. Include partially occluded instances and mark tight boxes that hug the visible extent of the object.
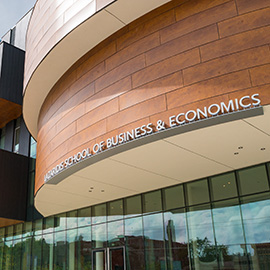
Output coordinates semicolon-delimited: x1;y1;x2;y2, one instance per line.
93;247;125;270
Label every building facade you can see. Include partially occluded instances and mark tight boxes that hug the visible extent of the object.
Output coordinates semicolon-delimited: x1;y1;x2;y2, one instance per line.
1;0;270;269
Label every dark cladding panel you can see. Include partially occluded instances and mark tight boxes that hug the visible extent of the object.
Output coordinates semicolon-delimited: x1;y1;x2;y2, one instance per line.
19;117;30;156
4;120;14;152
0;149;28;220
0;42;25;105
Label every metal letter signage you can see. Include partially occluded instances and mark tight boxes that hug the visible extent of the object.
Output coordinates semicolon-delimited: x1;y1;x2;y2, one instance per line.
44;93;261;183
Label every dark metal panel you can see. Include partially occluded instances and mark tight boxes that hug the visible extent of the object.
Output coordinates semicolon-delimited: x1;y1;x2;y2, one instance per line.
0;42;25;105
4;120;14;152
19;117;30;156
0;149;28;220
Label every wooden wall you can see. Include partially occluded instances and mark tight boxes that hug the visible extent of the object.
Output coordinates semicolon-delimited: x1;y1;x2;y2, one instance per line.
36;0;270;193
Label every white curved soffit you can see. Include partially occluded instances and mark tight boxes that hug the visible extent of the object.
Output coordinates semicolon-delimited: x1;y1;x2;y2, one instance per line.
23;0;172;139
35;105;270;216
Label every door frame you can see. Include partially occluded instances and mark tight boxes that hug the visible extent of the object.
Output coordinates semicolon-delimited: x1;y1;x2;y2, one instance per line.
92;246;126;270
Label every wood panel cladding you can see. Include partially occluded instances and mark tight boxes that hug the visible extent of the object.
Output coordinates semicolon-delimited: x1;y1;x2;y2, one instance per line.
36;0;270;194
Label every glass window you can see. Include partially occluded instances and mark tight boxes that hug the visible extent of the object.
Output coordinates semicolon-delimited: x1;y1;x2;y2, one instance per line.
67;210;78;229
30;137;37;158
143;213;166;270
22;222;32;238
77;226;91;270
143;190;162;213
31;235;42;270
67;229;77;270
43;216;54;235
92;224;106;249
13;223;23;240
5;226;14;242
54;231;66;269
13;118;20;153
108;220;124;247
0;126;6;149
187;204;218;269
124;195;142;218
241;193;270;269
210;172;238;201
108;199;123;222
54;213;66;232
212;199;248;269
124;216;145;270
186;179;209;206
21;237;32;270
0;228;4;270
3;240;13;270
42;233;54;270
78;207;91;227
163;185;185;210
33;219;43;235
13;238;22;270
164;209;189;270
92;204;106;225
238;164;269;195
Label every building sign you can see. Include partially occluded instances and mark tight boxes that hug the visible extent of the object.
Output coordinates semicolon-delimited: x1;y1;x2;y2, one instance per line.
44;93;261;183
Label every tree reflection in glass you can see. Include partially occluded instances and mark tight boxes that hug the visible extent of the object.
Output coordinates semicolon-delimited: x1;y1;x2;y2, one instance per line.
187;204;218;270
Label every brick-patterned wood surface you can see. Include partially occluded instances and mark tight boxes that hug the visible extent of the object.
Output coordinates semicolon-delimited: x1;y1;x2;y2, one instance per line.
35;0;270;193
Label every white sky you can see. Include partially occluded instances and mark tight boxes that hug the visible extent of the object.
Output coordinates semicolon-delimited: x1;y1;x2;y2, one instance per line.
0;0;36;37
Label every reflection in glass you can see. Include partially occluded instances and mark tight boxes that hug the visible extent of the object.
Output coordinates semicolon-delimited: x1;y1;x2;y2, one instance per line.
125;217;145;270
21;237;32;270
67;229;77;270
238;164;269;195
109;248;125;270
212;199;248;269
43;216;54;235
31;235;42;270
143;190;162;213
143;213;166;270
55;213;67;232
0;233;4;270
108;200;123;222
78;207;91;227
124;195;142;218
54;231;66;269
13;238;22;270
241;193;270;269
92;224;107;249
92;204;106;225
3;240;13;270
67;210;78;229
77;227;91;270
210;172;237;201
186;179;209;206
42;233;54;270
34;219;43;235
23;222;33;238
187;204;218;270
164;209;189;270
163;185;185;210
108;220;124;247
93;250;105;270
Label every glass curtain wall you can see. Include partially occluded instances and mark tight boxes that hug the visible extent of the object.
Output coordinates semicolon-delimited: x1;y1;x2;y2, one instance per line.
0;162;270;270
